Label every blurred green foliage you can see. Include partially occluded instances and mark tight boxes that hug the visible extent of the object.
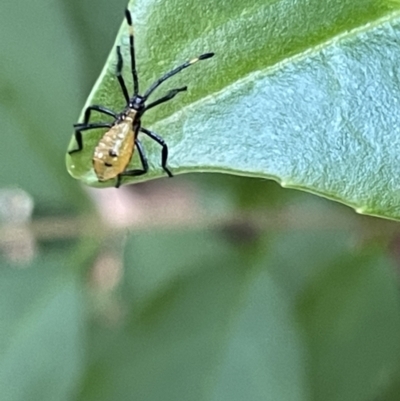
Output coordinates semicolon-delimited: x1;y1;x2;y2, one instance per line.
2;1;400;401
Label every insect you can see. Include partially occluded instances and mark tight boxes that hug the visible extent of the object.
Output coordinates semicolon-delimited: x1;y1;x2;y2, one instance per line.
68;9;214;188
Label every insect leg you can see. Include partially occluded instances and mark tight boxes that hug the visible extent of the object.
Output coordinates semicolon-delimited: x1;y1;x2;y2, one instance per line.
125;9;139;95
82;105;118;124
116;46;130;104
68;123;112;154
115;139;149;188
145;86;187;111
140;127;173;177
143;52;214;99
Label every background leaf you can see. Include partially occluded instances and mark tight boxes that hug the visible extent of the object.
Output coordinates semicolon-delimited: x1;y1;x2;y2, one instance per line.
0;253;85;401
76;222;400;401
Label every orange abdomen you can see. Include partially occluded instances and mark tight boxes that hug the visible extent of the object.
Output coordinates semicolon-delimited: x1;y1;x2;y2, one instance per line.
93;120;135;181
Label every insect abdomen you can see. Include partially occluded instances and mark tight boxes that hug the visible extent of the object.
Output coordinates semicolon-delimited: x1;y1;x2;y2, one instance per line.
93;120;135;181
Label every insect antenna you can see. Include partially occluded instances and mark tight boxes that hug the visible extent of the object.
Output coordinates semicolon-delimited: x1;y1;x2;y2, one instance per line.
125;9;139;95
143;52;214;100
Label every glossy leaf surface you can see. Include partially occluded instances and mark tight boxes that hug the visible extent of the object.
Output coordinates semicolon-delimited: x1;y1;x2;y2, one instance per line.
66;0;400;218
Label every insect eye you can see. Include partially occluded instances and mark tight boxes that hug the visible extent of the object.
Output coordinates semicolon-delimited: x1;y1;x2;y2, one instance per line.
109;150;118;157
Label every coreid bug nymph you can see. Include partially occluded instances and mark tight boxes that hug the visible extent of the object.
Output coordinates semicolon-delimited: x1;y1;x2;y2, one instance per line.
68;9;214;188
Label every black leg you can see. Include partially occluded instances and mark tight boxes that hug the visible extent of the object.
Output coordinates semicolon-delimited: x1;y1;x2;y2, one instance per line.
115;139;149;187
125;9;139;95
116;46;130;104
82;105;118;124
143;52;214;99
68;123;112;154
140;127;173;177
145;86;187;111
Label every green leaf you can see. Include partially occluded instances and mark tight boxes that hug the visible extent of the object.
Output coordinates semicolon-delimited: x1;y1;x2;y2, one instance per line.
297;251;400;401
0;254;85;401
77;230;309;401
77;227;400;401
66;0;400;220
0;1;91;211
